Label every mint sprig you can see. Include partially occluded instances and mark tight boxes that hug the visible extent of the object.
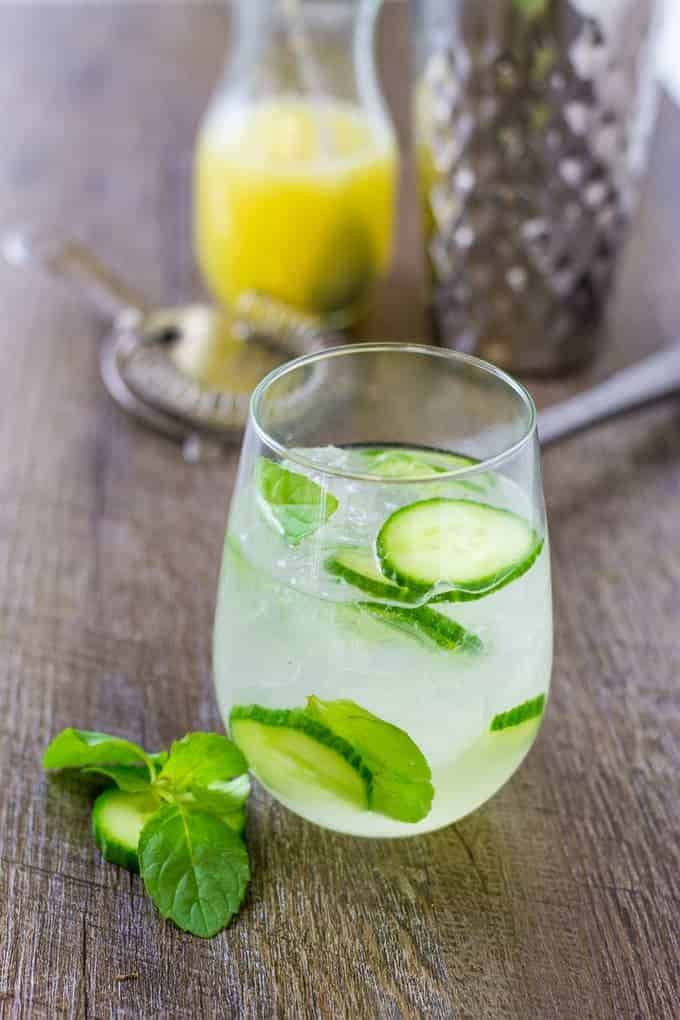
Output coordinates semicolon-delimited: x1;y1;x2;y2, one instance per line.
43;728;252;938
255;457;339;545
490;693;546;731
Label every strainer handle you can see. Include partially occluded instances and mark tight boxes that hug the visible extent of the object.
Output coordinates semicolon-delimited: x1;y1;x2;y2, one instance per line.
2;226;150;323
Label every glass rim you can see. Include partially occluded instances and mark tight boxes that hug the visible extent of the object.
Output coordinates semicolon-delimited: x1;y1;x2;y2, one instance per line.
250;342;537;484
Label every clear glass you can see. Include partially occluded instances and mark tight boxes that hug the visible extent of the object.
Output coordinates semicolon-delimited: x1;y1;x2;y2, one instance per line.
194;0;397;326
214;344;553;837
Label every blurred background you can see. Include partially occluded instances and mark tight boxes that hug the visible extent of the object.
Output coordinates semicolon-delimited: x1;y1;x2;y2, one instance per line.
2;0;677;381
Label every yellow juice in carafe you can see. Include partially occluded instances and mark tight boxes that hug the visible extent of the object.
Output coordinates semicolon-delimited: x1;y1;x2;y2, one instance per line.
194;98;396;321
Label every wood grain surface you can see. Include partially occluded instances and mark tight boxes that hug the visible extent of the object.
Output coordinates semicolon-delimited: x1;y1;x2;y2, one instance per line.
1;4;679;1018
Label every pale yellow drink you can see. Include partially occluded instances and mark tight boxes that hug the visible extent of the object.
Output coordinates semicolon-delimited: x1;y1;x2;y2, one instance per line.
194;99;396;321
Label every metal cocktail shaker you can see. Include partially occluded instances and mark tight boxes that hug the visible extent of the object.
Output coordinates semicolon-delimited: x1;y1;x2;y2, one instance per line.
413;0;659;375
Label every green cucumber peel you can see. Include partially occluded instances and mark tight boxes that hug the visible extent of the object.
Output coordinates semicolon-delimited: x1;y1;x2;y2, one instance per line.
358;602;482;653
43;727;252;937
325;546;419;603
428;537;544;604
490;694;546;731
255;457;339;545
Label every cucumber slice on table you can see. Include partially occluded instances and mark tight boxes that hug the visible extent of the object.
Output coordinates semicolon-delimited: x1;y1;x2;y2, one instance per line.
92;788;157;873
230;705;372;810
325;547;417;602
359;602;482;652
377;498;542;600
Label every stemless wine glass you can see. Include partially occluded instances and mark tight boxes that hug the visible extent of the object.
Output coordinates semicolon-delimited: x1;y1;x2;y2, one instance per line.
214;344;553;837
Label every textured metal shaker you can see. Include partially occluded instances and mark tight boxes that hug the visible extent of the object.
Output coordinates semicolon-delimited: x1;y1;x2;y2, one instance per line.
413;0;659;374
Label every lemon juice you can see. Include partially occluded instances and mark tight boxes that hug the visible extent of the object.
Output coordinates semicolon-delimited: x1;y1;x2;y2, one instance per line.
194;98;396;321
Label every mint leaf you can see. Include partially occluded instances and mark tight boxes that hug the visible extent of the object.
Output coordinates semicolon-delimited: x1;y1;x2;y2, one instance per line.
156;733;247;792
148;750;168;772
43;728;153;777
490;694;546;731
255;457;338;545
139;804;250;938
174;774;251;833
83;765;153;793
179;774;251;815
305;697;433;823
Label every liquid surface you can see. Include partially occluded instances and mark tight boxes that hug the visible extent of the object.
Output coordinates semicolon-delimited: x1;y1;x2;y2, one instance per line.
214;446;553;837
194;99;396;320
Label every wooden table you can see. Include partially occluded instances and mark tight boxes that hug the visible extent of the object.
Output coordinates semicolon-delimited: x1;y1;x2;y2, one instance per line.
1;4;678;1017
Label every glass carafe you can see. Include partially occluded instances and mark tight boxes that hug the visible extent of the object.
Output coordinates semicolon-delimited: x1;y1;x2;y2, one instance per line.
194;0;397;326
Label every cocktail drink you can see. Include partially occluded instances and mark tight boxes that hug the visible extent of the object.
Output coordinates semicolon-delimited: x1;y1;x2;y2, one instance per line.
214;345;553;836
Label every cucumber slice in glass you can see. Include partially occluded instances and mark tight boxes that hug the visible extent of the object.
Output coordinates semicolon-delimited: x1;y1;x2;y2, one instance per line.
229;705;372;809
377;498;543;600
358;602;482;652
358;447;476;479
91;787;158;873
490;693;546;732
357;447;492;493
325;546;417;602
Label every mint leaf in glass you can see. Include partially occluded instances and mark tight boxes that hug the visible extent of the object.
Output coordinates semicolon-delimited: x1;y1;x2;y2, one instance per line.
255;457;339;545
43;728;154;779
305;696;434;823
139;803;250;938
490;693;546;731
156;733;247;792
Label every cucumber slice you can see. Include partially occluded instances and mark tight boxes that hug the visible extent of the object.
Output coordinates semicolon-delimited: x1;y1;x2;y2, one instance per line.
229;705;372;809
359;447;476;479
359;602;481;652
358;447;491;493
377;498;542;600
490;693;546;732
325;546;417;602
92;788;158;873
